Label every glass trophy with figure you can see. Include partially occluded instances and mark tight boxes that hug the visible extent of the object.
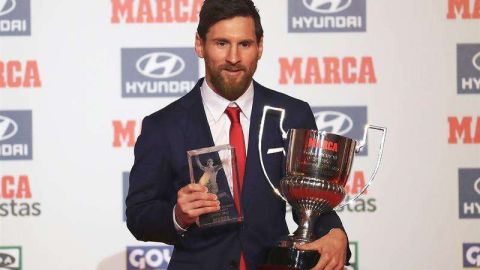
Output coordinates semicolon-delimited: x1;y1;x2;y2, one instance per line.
187;144;243;228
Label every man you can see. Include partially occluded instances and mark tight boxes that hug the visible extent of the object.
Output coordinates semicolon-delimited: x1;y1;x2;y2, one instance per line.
126;0;351;269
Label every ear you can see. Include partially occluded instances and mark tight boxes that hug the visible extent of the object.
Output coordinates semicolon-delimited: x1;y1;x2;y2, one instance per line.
257;37;264;60
195;33;204;58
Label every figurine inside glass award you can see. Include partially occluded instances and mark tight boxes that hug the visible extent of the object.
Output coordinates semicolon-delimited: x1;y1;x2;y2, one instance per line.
187;144;243;228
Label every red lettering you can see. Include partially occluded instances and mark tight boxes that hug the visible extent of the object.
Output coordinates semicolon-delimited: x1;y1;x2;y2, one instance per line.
190;0;203;22
342;57;357;83
345;171;368;195
323;57;341;84
448;116;480;143
475;0;480;17
1;175;32;199
279;56;376;85
307;137;317;148
23;61;41;87
1;176;15;199
113;120;137;147
447;0;470;18
279;57;303;84
0;60;41;88
156;0;173;22
358;57;377;83
137;0;154;23
304;57;321;84
175;0;189;22
111;0;134;23
111;0;201;23
17;175;32;199
7;61;22;87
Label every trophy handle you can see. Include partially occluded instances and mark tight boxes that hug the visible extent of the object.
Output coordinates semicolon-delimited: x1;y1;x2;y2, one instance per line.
334;125;387;210
258;106;289;202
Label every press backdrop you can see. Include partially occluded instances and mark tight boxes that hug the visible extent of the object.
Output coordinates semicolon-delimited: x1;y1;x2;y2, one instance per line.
1;0;480;269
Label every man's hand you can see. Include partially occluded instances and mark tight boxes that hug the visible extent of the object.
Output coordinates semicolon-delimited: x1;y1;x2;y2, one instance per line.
175;183;220;228
296;228;348;270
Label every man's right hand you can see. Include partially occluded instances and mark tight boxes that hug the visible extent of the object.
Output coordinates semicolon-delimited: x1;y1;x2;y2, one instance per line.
175;183;220;229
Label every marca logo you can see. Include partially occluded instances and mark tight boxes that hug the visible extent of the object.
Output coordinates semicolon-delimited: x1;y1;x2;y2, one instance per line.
459;168;480;219
0;60;41;88
122;48;198;97
0;111;32;160
288;0;366;32
0;0;30;36
457;44;480;94
447;0;480;19
0;175;41;217
0;246;21;270
311;106;368;156
307;138;338;152
123;171;129;221
448;116;480;144
279;57;376;85
464;243;480;268
111;0;202;23
127;246;173;270
112;120;138;148
136;52;185;79
345;242;358;270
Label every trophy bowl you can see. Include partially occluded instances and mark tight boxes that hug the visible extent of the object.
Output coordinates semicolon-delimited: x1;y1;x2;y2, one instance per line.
280;129;356;244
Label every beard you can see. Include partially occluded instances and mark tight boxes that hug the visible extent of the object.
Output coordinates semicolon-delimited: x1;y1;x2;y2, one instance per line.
206;60;257;101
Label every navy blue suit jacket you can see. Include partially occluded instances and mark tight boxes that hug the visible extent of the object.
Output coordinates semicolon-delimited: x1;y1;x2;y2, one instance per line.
126;79;350;270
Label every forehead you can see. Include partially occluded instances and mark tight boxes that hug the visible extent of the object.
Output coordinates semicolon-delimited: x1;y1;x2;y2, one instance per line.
206;16;256;41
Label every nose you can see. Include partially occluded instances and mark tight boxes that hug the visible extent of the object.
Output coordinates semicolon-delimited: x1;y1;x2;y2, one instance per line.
226;45;240;65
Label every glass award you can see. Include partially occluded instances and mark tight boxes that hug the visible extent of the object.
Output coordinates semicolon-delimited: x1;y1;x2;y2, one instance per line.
187;144;243;228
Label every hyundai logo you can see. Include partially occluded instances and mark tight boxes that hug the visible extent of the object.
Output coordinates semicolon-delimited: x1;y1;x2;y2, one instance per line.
136;52;185;79
0;115;18;141
466;245;480;267
303;0;352;14
314;111;353;135
0;253;16;267
0;0;16;17
475;178;480;195
473;51;480;72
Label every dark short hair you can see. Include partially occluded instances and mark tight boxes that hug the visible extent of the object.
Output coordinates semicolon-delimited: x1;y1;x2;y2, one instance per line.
197;0;263;42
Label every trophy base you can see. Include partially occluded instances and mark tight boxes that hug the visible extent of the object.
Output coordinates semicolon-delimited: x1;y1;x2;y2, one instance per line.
258;246;320;270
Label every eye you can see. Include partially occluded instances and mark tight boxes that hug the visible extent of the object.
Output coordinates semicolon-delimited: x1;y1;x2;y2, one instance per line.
240;41;251;48
216;41;227;47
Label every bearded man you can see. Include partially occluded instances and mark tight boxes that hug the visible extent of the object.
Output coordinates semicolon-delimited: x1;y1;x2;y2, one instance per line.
126;0;351;269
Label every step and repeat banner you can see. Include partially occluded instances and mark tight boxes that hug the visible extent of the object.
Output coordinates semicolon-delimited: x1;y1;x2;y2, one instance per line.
1;0;479;269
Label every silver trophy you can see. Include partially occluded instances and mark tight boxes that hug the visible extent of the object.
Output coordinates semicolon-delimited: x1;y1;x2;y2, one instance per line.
258;106;386;269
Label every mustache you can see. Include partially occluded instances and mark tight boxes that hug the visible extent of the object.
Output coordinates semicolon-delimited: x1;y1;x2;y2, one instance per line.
220;64;246;72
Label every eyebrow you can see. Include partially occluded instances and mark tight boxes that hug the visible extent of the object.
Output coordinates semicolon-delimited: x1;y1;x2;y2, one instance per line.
211;38;256;44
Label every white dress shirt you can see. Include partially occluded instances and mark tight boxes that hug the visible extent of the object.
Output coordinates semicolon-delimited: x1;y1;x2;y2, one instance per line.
173;79;254;232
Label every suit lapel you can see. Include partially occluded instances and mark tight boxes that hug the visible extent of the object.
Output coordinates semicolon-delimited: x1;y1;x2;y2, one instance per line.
242;82;269;210
180;79;216;151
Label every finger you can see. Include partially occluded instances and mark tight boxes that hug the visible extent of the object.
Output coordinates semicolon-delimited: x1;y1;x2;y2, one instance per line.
186;199;221;210
179;183;208;195
323;256;339;270
296;241;318;251
187;206;221;217
178;192;217;204
312;253;329;270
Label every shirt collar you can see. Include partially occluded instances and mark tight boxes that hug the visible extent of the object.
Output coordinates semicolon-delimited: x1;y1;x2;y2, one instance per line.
200;78;254;122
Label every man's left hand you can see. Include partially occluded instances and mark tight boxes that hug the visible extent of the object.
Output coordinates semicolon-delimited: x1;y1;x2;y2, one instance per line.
296;228;347;270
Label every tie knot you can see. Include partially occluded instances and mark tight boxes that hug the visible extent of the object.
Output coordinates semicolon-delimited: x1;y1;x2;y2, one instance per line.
225;107;241;123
